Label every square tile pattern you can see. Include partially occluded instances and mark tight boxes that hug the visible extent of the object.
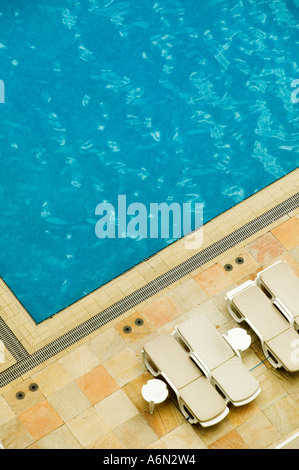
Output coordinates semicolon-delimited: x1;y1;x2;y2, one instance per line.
0;202;299;449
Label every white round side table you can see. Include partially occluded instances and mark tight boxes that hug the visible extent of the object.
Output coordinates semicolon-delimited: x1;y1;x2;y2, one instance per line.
142;379;168;414
223;328;251;353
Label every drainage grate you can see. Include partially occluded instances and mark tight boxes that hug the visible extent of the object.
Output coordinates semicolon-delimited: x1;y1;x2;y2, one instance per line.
0;318;29;361
0;192;298;388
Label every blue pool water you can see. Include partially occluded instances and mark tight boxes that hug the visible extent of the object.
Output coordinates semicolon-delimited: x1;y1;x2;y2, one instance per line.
0;0;298;323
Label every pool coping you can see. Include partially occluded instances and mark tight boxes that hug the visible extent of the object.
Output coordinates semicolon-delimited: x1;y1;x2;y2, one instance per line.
0;168;298;387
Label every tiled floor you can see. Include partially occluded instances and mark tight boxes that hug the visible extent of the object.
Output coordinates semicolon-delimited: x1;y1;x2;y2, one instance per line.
0;173;298;449
0;170;299;449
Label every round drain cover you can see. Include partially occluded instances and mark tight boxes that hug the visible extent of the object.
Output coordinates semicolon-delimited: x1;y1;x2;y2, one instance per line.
123;325;132;334
16;391;25;400
29;383;38;392
235;257;244;265
135;318;144;326
224;264;233;271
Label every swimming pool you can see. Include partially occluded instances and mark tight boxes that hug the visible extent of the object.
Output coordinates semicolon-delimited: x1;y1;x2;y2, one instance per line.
0;0;298;323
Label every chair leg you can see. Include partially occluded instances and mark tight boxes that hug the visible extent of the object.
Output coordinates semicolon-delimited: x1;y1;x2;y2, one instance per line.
149;401;155;414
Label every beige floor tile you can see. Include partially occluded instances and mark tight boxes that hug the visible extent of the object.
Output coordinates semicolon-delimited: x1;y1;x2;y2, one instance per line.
255;370;288;410
32;362;73;396
161;423;206;449
142;398;186;438
208;429;250;449
0;396;16;425
194;418;233;446
167;278;208;314
88;327;127;363
145;439;167;449
87;431;126;449
246;233;286;265
193;263;235;296
66;407;111;448
210;285;238;319
157;314;188;335
58;344;100;380
95;389;139;428
263;395;299;436
227;402;261;428
104;348;145;386
290;245;299;264
274;251;299;276
28;424;82;449
271;369;299;395
185;300;228;327
237;412;282;449
47;382;92;422
141;295;180;329
114;414;159;449
290;389;299;408
141;408;168;438
0;417;34;449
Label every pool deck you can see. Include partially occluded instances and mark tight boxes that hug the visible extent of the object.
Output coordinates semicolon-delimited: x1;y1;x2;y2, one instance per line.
0;168;298;449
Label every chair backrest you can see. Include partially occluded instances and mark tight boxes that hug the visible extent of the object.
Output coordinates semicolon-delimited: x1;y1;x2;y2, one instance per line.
177;314;235;371
143;334;202;390
259;262;299;319
232;285;290;342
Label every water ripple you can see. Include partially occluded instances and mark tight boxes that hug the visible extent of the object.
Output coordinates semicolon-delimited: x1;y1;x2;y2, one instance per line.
0;0;298;322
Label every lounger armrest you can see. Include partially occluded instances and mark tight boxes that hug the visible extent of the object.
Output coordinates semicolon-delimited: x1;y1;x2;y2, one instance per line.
173;327;212;381
189;352;212;381
272;298;294;326
221;334;242;359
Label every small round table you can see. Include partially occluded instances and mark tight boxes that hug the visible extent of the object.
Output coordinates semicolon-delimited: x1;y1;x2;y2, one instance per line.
223;328;251;353
141;379;168;414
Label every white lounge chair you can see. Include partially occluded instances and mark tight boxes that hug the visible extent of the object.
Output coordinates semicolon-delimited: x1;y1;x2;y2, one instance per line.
226;281;299;372
142;333;229;427
174;313;261;406
256;261;299;333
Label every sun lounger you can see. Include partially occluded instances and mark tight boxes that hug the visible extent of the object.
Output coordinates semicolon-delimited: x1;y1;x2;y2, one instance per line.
174;313;261;406
256;261;299;332
142;334;229;427
226;281;299;372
